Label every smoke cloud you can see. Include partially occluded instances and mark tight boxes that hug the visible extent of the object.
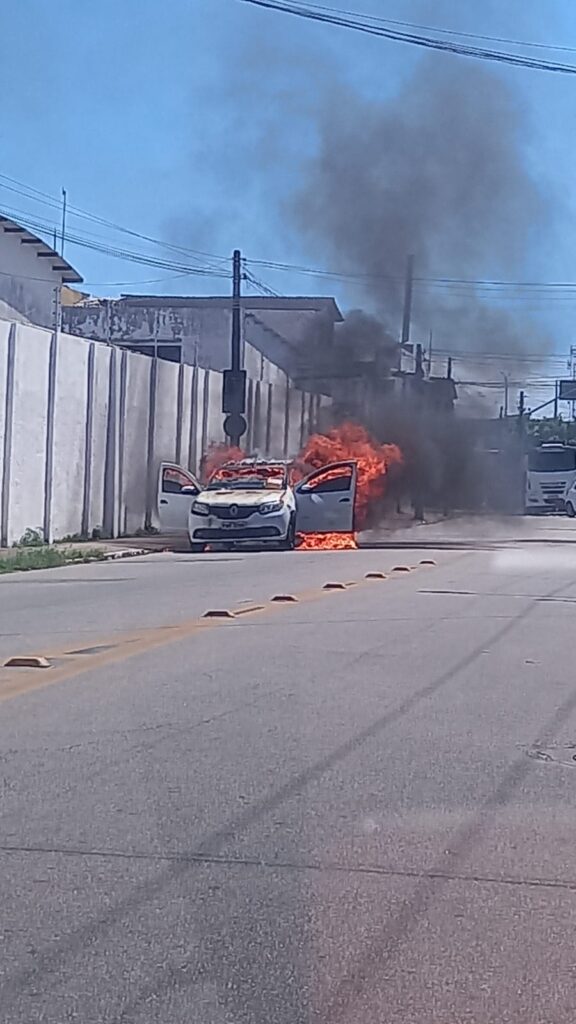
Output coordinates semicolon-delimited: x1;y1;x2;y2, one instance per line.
292;57;551;359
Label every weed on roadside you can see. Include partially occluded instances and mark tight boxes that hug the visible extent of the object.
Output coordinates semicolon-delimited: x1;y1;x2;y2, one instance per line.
0;547;106;574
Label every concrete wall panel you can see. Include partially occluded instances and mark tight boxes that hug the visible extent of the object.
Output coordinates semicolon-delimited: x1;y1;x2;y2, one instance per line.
287;389;304;457
0;320;10;517
89;345;112;535
205;371;225;448
122;352;151;535
267;381;287;458
51;333;89;539
153;357;179;466
8;324;51;543
177;363;193;469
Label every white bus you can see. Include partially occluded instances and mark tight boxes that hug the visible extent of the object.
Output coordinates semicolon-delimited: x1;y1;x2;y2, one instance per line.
525;443;576;513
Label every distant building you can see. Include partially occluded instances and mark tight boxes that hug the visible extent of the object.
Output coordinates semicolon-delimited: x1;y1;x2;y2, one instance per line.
0;215;82;329
62;293;343;388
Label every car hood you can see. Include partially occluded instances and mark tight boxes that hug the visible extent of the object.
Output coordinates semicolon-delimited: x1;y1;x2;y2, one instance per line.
198;488;286;507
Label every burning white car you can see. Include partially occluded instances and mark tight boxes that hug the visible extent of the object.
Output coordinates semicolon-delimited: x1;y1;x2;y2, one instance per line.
158;457;357;551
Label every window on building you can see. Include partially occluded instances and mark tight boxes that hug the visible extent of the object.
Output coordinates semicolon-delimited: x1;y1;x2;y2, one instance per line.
124;342;182;363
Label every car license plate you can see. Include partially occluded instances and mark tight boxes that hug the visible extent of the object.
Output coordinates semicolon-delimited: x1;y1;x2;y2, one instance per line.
222;521;240;529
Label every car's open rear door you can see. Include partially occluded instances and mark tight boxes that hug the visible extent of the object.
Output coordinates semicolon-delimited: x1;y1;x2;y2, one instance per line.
158;462;201;533
294;461;357;534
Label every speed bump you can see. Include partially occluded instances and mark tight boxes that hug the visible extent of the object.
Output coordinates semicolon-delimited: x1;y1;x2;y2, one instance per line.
271;594;298;603
392;566;411;573
4;656;51;669
323;582;347;591
365;571;387;579
203;609;235;619
420;559;437;566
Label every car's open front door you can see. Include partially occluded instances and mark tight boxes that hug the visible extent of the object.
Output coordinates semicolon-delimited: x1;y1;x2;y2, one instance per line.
294;461;357;534
158;462;201;533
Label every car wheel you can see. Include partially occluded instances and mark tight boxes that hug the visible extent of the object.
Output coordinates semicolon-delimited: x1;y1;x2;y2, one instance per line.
566;501;576;518
189;541;206;552
280;516;296;551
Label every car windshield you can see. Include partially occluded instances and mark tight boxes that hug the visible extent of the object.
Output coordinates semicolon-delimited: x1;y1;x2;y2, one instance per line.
528;449;576;472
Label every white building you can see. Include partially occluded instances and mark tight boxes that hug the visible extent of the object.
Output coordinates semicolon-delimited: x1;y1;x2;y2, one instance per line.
0;215;83;329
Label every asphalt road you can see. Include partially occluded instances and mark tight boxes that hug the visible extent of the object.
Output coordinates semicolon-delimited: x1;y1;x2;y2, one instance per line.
2;517;576;1022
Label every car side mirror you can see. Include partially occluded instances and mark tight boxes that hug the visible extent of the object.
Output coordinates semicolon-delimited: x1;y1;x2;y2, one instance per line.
181;485;199;495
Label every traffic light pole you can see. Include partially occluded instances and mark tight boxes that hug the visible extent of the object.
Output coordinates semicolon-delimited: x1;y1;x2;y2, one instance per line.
231;249;241;374
222;249;247;447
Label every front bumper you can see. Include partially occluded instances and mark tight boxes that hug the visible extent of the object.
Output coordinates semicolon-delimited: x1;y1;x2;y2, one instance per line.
189;510;290;543
526;496;565;511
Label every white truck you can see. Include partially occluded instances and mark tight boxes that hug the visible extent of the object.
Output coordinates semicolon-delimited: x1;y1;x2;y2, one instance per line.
525;443;576;514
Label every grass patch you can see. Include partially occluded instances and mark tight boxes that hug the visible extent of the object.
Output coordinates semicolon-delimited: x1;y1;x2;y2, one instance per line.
0;546;106;574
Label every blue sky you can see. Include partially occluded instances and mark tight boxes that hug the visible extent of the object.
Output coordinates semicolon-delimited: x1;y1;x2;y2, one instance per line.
3;0;576;400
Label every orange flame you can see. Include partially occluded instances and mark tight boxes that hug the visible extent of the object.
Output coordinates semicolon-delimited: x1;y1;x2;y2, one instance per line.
201;443;246;483
299;421;403;529
200;422;403;552
297;532;358;550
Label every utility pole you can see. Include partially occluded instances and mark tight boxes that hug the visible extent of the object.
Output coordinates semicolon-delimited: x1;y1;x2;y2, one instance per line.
52;188;67;336
401;254;415;363
231;248;241;373
402;256;423;521
60;188;67;257
222;249;247;447
554;379;559;419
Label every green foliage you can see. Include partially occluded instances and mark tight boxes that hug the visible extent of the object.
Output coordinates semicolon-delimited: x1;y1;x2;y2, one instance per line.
15;527;45;548
526;417;576;446
0;547;106;574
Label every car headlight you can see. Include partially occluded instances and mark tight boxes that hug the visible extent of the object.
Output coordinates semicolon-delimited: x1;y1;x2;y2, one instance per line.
259;500;283;515
191;500;210;516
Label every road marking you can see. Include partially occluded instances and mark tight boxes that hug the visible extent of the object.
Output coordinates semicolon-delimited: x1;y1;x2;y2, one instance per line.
0;558;435;704
3;655;51;669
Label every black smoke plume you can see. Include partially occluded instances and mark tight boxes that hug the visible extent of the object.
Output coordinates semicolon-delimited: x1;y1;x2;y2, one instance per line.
293;57;550;361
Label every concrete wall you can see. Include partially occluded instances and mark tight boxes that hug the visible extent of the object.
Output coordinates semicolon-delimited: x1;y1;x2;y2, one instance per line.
0;321;329;545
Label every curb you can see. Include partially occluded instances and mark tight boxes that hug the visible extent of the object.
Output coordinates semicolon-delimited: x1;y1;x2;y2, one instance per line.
101;547;157;561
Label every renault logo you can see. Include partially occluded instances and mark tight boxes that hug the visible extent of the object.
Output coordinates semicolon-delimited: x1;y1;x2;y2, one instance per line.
230;504;239;517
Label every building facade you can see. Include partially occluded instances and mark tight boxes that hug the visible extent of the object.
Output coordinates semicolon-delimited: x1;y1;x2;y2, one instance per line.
62;294;342;388
0;216;82;329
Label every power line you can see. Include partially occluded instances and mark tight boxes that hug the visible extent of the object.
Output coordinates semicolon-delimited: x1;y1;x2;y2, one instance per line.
8;170;576;307
0;205;231;280
245;258;576;294
0;174;229;272
5;171;576;296
235;0;576;75
433;349;568;361
0;266;206;288
296;1;576;55
243;268;282;297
